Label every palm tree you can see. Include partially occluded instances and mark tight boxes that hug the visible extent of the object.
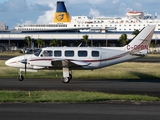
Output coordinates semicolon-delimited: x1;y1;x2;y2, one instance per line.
132;29;140;36
36;38;45;48
118;33;128;46
50;39;62;47
24;36;32;48
81;35;89;46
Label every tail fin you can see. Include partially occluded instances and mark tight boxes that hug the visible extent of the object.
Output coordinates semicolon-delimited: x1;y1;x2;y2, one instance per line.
53;1;71;23
124;25;156;52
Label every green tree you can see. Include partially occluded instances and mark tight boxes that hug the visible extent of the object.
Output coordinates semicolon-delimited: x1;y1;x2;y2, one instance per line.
150;42;156;48
118;33;128;46
50;39;62;47
132;29;140;36
24;36;32;48
36;38;45;48
81;35;89;46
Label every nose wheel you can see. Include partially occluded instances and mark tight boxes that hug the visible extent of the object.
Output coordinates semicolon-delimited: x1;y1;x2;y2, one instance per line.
18;70;24;81
18;75;24;81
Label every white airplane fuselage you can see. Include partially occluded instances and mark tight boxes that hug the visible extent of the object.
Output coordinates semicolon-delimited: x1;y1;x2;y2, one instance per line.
5;47;142;70
5;25;156;83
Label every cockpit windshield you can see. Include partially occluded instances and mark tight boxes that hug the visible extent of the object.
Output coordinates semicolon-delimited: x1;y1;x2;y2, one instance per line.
34;49;42;57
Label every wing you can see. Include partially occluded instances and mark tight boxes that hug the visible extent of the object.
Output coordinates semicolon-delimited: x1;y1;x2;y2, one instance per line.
29;57;91;70
51;59;91;70
70;60;91;66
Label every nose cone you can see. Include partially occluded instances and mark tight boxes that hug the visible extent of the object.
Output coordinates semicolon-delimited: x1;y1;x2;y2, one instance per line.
5;59;10;66
5;54;33;68
5;55;26;68
5;57;18;67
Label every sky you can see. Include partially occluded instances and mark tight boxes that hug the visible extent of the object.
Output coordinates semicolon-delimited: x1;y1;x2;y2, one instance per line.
0;0;160;29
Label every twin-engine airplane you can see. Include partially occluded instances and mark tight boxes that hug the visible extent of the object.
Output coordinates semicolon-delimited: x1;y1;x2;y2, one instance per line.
5;25;155;83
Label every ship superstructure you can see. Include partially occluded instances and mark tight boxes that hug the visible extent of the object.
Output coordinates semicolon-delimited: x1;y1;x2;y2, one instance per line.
14;1;90;33
14;1;160;33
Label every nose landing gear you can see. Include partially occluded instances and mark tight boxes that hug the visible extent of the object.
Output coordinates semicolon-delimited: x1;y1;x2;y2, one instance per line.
18;70;24;81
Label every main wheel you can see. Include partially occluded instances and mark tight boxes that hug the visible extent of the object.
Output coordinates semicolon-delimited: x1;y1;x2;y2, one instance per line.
18;75;24;81
69;74;72;80
62;77;70;83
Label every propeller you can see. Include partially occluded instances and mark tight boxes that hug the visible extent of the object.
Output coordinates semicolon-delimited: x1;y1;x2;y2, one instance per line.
21;59;27;74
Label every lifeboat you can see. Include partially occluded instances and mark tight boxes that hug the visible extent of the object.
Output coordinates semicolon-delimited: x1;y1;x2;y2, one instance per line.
126;11;144;18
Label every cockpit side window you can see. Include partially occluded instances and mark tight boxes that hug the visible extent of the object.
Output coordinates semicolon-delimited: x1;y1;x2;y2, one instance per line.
34;49;42;57
41;50;53;57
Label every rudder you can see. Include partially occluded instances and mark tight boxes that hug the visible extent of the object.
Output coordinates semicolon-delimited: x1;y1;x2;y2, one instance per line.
124;25;156;52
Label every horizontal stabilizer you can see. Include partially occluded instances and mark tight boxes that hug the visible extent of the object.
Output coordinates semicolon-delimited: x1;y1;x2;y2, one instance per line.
130;50;148;56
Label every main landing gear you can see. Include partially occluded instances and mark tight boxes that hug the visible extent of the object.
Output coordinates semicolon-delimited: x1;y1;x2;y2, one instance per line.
61;73;72;83
61;60;72;83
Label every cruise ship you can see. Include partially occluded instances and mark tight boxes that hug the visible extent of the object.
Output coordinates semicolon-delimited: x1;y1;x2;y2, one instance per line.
13;1;160;33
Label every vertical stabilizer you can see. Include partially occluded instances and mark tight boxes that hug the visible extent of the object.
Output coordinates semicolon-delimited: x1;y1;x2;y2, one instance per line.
53;1;71;23
124;25;156;52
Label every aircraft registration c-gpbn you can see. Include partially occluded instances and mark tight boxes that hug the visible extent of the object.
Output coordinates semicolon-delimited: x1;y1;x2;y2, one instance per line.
5;25;155;83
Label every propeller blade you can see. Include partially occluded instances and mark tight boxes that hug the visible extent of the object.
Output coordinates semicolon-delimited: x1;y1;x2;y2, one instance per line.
25;62;27;74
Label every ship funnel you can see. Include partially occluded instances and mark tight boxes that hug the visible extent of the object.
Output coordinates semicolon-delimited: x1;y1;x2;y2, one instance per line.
53;1;71;23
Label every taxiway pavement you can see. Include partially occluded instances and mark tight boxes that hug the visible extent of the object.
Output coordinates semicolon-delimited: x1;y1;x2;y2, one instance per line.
0;78;160;97
1;102;160;120
0;78;160;120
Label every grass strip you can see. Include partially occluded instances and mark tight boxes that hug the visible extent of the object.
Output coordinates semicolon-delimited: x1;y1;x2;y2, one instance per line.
0;90;159;103
0;60;160;79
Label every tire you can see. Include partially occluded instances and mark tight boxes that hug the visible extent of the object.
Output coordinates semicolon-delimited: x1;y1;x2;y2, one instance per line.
62;77;70;83
69;74;72;80
18;75;24;81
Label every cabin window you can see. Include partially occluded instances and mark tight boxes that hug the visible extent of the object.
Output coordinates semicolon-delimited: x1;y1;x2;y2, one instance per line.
65;50;74;57
41;50;53;57
54;50;62;57
92;51;99;57
78;51;87;57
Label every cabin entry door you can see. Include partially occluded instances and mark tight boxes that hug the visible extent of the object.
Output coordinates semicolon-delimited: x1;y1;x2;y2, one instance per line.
100;52;107;66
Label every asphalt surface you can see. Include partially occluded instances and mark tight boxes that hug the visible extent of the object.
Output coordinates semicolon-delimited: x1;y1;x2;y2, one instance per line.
0;78;160;120
1;102;160;120
0;78;160;97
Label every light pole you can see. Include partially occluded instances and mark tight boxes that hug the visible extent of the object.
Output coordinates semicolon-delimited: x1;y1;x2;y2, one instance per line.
8;33;10;51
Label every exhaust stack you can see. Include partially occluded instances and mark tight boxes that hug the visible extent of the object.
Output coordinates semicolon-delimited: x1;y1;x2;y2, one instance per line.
53;1;71;23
